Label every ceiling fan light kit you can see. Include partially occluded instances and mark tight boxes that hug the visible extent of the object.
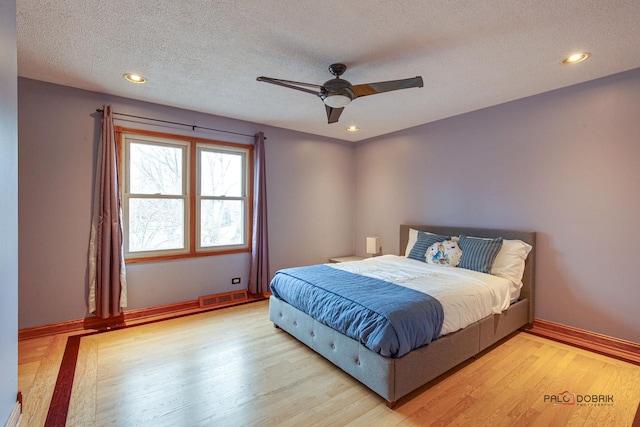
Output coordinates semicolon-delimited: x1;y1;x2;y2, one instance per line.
257;63;423;124
323;94;352;108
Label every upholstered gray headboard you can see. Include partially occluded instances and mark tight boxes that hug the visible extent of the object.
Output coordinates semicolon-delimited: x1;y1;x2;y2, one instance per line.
400;224;536;324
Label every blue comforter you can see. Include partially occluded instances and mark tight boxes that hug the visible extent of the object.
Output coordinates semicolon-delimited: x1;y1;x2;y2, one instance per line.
270;264;444;358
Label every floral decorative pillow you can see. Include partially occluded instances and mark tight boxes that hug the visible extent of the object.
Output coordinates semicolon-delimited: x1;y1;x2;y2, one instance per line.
426;240;462;267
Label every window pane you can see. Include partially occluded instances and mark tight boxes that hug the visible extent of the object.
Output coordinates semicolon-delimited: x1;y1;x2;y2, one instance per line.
200;151;242;197
129;198;185;252
200;199;244;247
130;142;183;195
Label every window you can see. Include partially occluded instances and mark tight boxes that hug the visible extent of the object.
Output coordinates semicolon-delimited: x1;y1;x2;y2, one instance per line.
118;127;253;262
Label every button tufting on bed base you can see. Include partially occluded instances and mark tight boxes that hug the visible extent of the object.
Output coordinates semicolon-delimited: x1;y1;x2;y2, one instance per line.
270;295;398;404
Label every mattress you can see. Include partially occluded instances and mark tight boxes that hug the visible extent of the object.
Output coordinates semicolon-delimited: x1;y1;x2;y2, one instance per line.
327;255;513;336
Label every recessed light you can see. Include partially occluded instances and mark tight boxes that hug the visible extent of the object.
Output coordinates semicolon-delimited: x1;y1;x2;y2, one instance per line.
560;52;591;65
123;73;147;84
346;126;359;132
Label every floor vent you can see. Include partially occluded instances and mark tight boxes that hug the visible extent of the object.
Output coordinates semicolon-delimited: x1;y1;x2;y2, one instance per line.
198;290;249;309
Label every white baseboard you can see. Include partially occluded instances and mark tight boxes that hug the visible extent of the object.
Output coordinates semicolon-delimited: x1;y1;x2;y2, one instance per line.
3;400;22;427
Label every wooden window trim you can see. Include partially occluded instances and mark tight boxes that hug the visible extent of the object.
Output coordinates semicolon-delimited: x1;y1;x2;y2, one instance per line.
116;126;254;264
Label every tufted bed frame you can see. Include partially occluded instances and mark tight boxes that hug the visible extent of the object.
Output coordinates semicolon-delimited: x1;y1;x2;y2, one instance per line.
269;224;536;407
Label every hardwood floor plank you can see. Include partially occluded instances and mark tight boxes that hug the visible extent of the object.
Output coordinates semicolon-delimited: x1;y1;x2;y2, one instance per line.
21;335;67;427
504;350;574;424
18;301;640;426
67;336;98;426
586;363;640;426
45;334;83;426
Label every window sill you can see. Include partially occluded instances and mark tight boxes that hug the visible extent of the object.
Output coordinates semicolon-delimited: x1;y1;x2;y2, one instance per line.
125;247;251;264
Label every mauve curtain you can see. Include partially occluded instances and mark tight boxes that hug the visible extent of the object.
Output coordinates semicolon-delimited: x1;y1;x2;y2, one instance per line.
88;105;127;318
249;132;270;295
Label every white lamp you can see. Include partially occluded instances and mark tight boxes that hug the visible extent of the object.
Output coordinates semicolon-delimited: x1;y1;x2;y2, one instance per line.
366;236;381;257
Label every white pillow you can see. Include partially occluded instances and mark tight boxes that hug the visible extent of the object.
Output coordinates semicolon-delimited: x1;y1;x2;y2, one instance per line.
491;239;532;285
426;240;462;267
404;228;420;256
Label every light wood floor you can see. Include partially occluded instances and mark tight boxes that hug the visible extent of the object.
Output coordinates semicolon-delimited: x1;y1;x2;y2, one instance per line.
19;300;640;426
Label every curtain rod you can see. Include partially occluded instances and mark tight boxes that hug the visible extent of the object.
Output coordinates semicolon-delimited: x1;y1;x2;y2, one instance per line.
95;108;259;139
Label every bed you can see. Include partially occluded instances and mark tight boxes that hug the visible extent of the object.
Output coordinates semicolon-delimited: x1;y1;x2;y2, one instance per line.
269;224;535;407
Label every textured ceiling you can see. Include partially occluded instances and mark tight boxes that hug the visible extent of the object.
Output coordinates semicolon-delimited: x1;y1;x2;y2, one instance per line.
16;0;640;142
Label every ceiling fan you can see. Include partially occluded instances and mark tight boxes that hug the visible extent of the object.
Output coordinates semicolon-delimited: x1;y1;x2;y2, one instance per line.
257;63;424;124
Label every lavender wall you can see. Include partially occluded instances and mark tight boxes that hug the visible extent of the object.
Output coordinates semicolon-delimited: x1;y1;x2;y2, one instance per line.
18;78;354;328
19;69;639;344
0;0;19;420
354;68;640;343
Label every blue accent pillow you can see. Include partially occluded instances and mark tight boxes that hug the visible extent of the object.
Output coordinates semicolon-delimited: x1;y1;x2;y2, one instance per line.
407;232;449;262
458;235;504;274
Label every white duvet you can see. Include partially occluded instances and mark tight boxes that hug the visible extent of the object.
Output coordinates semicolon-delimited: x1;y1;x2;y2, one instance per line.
328;255;513;336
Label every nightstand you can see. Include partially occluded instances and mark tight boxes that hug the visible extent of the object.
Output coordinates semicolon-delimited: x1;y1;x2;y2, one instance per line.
328;256;366;263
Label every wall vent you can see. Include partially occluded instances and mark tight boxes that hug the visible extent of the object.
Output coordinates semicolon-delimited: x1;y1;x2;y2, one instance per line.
198;290;249;309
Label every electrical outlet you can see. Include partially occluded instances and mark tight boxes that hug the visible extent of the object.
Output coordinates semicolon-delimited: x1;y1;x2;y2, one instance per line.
231;277;241;285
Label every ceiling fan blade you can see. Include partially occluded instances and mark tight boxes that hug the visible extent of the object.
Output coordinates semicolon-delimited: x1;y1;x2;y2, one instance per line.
325;105;344;124
350;76;423;98
258;77;323;89
256;76;320;95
